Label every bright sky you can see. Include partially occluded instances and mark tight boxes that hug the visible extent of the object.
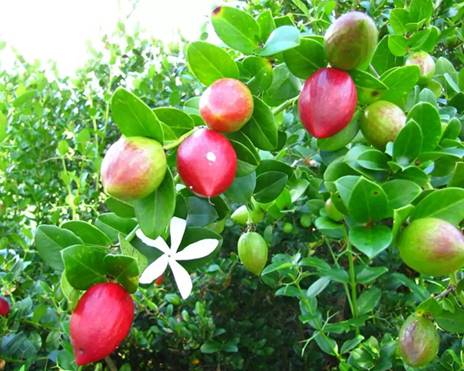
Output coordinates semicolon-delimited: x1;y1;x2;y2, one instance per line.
0;0;221;75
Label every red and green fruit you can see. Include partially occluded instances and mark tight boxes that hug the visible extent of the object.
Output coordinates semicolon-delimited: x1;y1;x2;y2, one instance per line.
0;296;9;316
177;128;237;197
238;231;268;276
360;100;406;149
70;282;134;365
324;11;378;70
398;218;464;276
299;68;357;138
398;313;439;367
200;78;253;133
325;198;344;222
406;51;435;81
101;136;167;201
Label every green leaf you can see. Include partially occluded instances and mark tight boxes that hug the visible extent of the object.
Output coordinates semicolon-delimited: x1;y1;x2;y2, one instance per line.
186;41;239;86
283;37;327;79
224;172;256;204
104;197;135;218
381;66;420;105
35;225;83;271
119;234;148;272
371;36;401;75
382;179;422;209
104;254;139;293
388;35;408;57
341;335;365;354
263;64;300;106
60;272;81;310
254;171;288;203
110;87;163;142
256;159;293;178
256;10;275;42
349;225;393;259
240;56;273;95
314;332;338;356
435;308;464;334
259;26;300;56
153;107;194;141
407;103;442;151
389;9;409;34
240;96;277;150
410;188;464;226
348;177;392;223
357;149;389;171
133;169;176;239
449;162;464;187
356;266;388;285
0;111;6;142
393;120;423;166
228;131;260;176
306;277;331;297
315;216;344;239
61;221;112;247
186;197;219;227
95;213;137;242
318;113;360;151
211;6;260;54
62;245;107;290
392;204;415;240
357;287;382;315
409;0;433;22
335;175;360;209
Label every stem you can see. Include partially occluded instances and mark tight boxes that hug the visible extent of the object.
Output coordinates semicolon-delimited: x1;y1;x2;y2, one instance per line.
61;157;77;220
163;127;199;150
105;356;118;371
272;96;298;115
125;225;139;242
345;236;358;319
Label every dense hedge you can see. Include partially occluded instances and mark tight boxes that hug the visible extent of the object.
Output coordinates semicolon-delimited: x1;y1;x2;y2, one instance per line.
1;0;464;370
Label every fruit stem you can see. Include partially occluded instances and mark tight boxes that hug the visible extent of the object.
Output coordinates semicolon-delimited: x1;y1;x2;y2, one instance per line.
105;356;118;371
163;127;199;150
272;96;298;115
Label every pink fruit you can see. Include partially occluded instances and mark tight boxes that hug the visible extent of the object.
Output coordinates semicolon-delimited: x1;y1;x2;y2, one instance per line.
70;282;134;366
177;128;237;197
200;78;254;133
101;136;166;201
298;68;357;138
0;297;9;316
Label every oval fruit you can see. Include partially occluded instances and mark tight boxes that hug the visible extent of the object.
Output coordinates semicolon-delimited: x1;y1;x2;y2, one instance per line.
300;214;313;228
398;313;439;367
406;51;435;81
398;218;464;276
238;232;268;276
0;297;9;316
231;205;264;225
325;198;344;222
70;282;134;366
200;78;253;133
360;100;406;149
177;128;237;197
101;136;167;201
299;68;357;138
324;11;378;70
283;222;294;234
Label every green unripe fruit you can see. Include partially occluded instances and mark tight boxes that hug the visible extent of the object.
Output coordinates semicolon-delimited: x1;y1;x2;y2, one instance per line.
300;214;312;228
360;100;406;149
398;313;439;367
398;218;464;276
283;222;294;234
406;51;436;81
324;11;378;70
231;205;248;225
101;136;167;201
237;232;268;276
325;198;344;222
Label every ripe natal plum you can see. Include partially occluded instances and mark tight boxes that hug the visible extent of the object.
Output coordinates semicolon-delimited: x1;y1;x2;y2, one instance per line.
398;218;464;276
200;78;253;133
299;68;357;138
360;100;406;149
398;313;439;367
238;232;268;276
70;282;134;365
0;297;9;316
324;11;378;70
101;136;166;201
176;128;237;197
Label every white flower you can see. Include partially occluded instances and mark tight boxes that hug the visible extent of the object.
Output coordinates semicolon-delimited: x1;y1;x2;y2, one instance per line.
136;217;219;299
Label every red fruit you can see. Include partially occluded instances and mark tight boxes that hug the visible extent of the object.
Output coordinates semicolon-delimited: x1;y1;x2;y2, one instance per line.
298;68;357;138
200;78;254;133
177;128;237;197
0;297;9;316
155;275;164;285
70;282;134;366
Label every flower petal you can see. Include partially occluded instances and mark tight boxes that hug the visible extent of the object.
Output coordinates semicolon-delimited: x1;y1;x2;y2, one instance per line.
136;229;170;255
169;259;192;299
175;239;219;261
170;217;187;253
139;255;169;284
